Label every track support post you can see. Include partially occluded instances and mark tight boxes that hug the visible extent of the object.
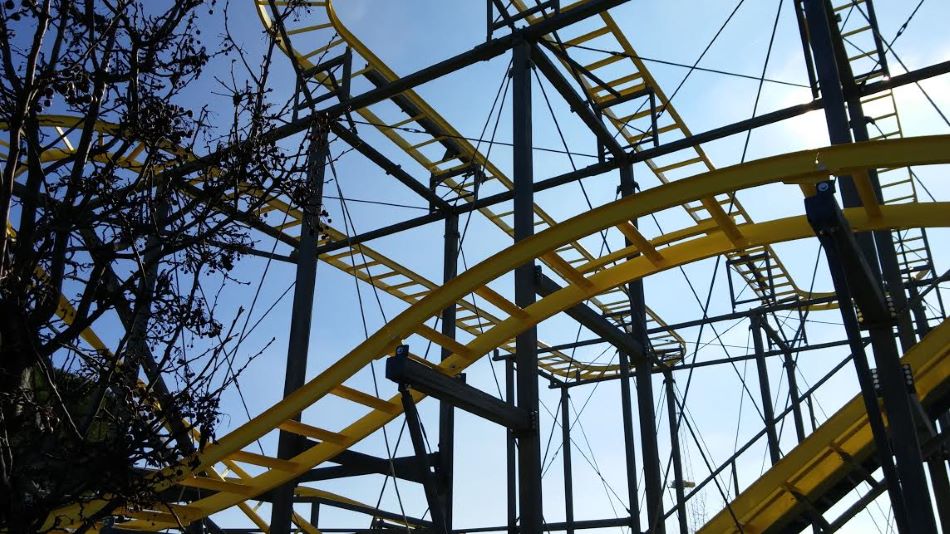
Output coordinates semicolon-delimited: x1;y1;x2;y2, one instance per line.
504;351;517;534
759;319;807;443
751;314;781;465
560;386;574;534
617;163;642;533
664;370;689;534
512;37;543;534
805;181;937;533
619;161;664;532
396;363;449;534
271;122;329;534
440;212;460;531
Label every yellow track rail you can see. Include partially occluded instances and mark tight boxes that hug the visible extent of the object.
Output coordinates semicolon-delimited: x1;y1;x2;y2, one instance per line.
2;115;639;381
255;0;688;364
40;136;950;530
700;319;950;533
508;0;834;310
833;0;936;289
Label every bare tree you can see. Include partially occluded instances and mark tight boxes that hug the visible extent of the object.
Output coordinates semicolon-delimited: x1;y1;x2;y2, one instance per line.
0;1;323;531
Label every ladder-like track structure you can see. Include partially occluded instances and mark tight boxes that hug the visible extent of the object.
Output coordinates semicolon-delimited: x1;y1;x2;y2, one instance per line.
7;2;947;532
700;319;950;533
37;135;950;531
831;0;943;320
254;0;832;371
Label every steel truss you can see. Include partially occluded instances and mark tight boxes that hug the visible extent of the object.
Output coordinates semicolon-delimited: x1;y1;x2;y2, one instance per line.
10;1;950;533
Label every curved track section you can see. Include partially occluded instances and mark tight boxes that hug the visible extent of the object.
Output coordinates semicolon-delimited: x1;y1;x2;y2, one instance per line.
700;320;950;533
509;0;832;306
258;0;833;326
4;115;631;381
255;0;690;365
40;135;950;530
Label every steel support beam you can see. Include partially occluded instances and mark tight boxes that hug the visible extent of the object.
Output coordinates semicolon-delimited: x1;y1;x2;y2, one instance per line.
555;338;859;389
930;414;950;532
927;457;950;533
158;0;630;185
530;43;626;159
560;386;575;534
759;319;807;443
535;272;646;362
617;164;641;533
616;326;640;533
634;305;663;534
513;38;543;534
307;59;950;257
805;181;935;533
399;384;449;534
663;370;688;534
258;490;432;529
454;516;635;533
271;124;328;534
298;449;438;483
751;314;781;465
440;213;460;532
620;161;664;533
310;502;319;529
825;10;917;353
329;122;451;211
505;353;517;534
802;1;937;530
386;349;531;431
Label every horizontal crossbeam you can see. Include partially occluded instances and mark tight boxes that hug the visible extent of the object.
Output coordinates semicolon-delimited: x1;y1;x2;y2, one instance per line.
386;349;531;431
534;272;646;364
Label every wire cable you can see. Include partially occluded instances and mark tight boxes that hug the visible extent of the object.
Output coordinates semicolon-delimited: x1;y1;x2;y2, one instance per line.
561;42;809;89
612;0;748;141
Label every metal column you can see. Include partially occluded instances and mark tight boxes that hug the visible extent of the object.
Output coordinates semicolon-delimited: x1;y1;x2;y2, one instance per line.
635;335;663;533
399;382;449;534
560;386;574;534
761;320;807;444
828;25;916;352
751;314;780;465
930;415;950;532
664;370;688;534
505;352;517;534
271;123;329;534
802;2;937;531
512;38;543;534
439;213;460;532
805;183;929;533
626;230;664;531
617;164;641;533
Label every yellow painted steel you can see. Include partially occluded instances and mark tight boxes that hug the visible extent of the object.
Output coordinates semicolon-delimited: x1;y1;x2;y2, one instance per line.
699;320;950;533
832;0;934;284
254;0;688;360
42;135;950;530
1;115;619;381
511;0;835;307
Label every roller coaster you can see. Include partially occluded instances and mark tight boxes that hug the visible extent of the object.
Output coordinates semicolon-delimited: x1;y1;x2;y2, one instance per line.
7;0;950;533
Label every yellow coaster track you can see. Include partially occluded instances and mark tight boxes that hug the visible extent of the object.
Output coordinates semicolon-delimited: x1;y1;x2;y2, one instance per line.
37;135;950;530
700;319;950;533
3;115;651;381
508;0;836;309
256;0;691;366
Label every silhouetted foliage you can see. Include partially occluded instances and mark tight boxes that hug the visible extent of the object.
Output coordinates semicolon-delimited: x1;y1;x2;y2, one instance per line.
0;0;323;531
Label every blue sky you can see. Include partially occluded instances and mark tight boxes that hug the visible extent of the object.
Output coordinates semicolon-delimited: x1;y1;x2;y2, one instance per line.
85;1;950;532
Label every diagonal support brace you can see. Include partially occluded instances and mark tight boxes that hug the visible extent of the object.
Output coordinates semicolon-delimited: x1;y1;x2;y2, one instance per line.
398;383;449;534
